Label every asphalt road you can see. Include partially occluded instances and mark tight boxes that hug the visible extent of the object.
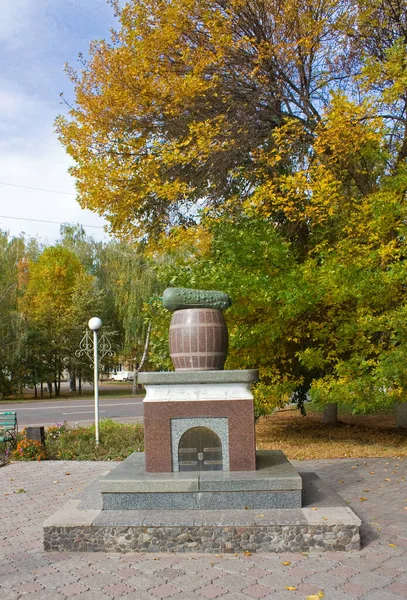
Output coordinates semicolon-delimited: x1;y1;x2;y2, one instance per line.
0;396;144;428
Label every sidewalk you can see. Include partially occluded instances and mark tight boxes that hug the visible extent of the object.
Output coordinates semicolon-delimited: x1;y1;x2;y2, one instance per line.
0;457;406;599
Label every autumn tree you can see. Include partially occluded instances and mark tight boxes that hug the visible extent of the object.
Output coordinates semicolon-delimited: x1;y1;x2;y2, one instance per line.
97;241;169;379
56;0;358;238
19;246;101;396
56;0;407;420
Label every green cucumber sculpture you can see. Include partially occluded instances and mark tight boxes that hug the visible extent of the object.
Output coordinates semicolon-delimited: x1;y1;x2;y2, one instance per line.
163;287;232;312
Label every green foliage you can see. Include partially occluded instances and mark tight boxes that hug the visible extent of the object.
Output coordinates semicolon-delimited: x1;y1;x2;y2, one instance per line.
12;420;145;461
5;1;407;417
0;231;38;397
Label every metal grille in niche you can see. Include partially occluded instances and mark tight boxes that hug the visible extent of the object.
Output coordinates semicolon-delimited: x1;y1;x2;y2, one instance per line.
178;426;223;471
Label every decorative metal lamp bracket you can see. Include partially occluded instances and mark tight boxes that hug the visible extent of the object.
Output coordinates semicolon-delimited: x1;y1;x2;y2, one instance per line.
76;330;115;366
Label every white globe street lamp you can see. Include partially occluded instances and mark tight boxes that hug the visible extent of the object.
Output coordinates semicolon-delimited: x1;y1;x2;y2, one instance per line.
88;317;102;444
88;317;102;331
76;318;115;446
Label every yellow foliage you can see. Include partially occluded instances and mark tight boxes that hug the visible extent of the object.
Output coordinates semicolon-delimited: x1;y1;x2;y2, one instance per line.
57;0;355;239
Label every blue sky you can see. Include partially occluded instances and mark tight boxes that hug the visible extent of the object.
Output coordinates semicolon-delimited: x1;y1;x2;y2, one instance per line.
0;0;118;243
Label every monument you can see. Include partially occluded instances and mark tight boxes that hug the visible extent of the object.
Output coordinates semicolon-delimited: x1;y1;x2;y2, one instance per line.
44;288;361;553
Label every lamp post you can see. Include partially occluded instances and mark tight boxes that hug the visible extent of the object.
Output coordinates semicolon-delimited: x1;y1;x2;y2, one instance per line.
88;317;102;444
76;318;115;445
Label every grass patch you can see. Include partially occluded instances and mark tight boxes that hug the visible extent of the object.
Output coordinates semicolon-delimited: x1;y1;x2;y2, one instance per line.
256;406;407;459
0;386;140;404
11;419;144;461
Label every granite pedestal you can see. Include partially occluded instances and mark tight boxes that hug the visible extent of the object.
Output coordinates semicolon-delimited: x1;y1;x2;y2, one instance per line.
140;370;258;473
100;450;302;510
43;369;362;552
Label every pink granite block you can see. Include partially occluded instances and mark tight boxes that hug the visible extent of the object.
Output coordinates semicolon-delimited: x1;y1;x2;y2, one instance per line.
144;400;256;473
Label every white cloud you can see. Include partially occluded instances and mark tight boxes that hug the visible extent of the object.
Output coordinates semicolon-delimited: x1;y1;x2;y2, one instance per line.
0;86;44;126
0;0;117;244
0;0;33;43
0;130;110;243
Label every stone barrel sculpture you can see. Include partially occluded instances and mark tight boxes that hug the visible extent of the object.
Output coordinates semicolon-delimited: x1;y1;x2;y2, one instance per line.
163;287;232;371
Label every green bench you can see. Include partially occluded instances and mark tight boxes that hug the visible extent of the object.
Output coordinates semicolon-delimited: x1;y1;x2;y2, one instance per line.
0;411;18;451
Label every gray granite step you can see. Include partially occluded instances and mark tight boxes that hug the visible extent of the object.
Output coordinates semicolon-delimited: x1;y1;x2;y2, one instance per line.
99;450;302;509
138;369;259;385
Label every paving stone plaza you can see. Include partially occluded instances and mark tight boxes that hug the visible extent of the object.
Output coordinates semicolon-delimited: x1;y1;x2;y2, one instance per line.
1;456;406;599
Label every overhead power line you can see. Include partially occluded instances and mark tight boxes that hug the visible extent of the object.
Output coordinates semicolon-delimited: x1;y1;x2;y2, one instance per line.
0;214;105;229
0;182;76;195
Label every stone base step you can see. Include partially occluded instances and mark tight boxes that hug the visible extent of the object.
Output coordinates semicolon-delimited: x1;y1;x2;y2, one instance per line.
43;471;361;553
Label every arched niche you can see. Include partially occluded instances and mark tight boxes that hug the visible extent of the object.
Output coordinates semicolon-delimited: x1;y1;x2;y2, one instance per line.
178;426;222;472
171;417;229;472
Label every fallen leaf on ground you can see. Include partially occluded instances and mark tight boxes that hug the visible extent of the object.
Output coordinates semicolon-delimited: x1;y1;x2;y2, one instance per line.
388;543;397;547
306;593;325;600
15;489;26;493
286;586;297;591
312;507;318;511
321;517;329;521
244;551;252;556
384;478;391;481
281;561;291;566
255;408;407;460
65;472;71;476
360;497;368;502
363;489;370;492
369;471;375;474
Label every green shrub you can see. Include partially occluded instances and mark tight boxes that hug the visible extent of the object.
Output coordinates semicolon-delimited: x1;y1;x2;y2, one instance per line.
11;420;144;461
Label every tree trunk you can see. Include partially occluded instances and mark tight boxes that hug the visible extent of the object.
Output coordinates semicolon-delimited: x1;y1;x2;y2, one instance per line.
78;375;82;395
395;403;407;429
47;381;52;398
132;322;152;395
34;384;37;399
56;368;61;396
323;402;338;424
40;381;44;398
69;372;76;392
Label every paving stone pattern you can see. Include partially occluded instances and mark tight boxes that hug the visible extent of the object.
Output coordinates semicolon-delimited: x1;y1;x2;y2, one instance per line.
1;457;406;599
